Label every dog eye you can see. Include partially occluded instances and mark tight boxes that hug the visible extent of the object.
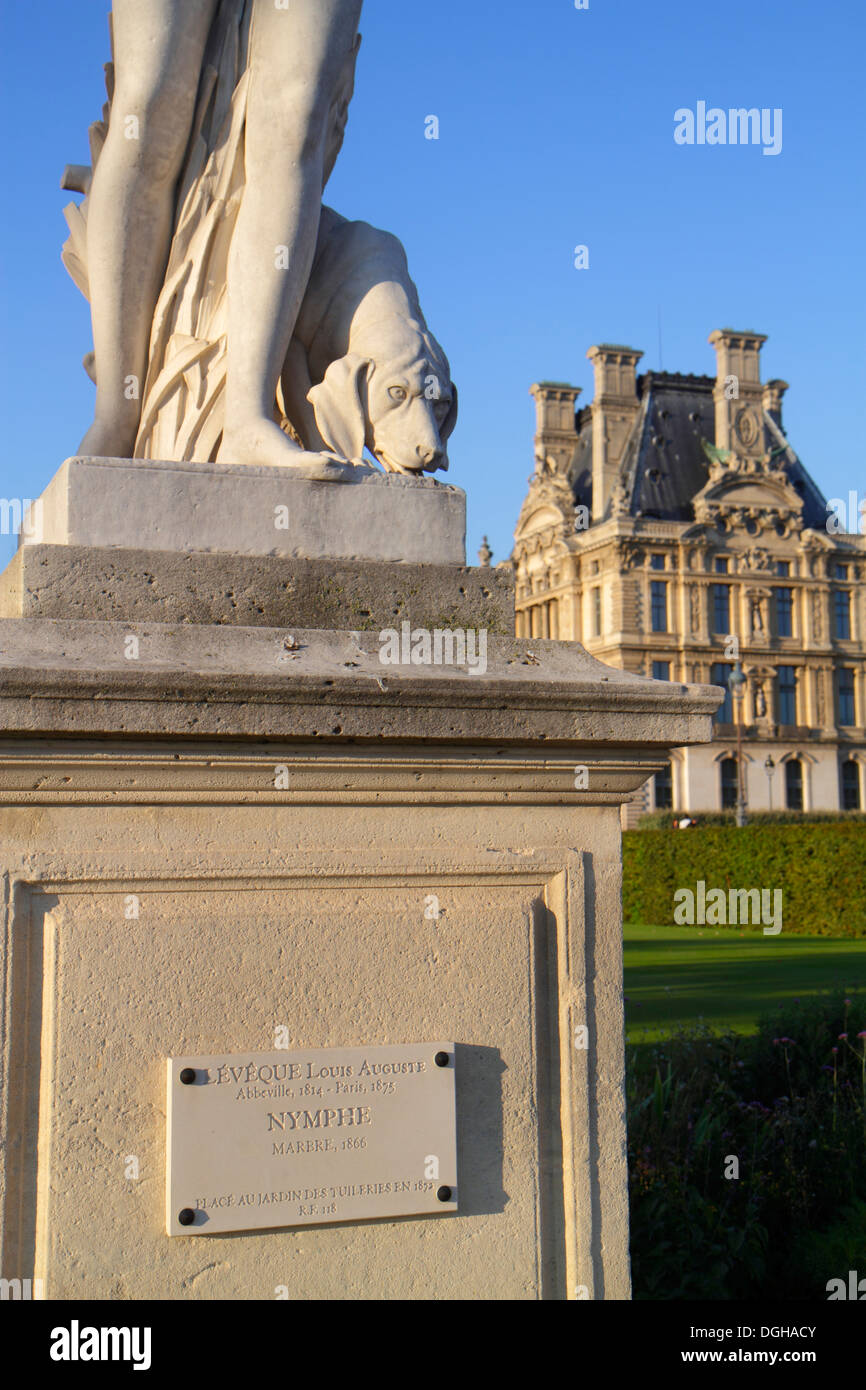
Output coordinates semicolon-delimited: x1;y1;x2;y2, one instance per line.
388;386;408;403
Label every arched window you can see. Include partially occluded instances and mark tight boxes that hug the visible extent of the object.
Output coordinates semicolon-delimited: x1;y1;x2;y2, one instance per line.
721;758;738;810
654;762;673;810
841;760;861;811
785;759;803;811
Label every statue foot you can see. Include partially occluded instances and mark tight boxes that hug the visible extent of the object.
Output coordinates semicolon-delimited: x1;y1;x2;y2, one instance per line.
218;420;357;479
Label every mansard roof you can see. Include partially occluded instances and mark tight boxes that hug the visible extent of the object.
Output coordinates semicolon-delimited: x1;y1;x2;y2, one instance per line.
568;370;828;530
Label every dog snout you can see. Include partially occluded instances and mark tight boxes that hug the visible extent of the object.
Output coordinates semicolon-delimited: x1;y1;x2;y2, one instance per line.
416;443;444;468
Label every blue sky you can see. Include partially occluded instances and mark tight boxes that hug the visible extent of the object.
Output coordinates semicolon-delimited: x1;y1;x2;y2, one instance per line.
1;0;864;571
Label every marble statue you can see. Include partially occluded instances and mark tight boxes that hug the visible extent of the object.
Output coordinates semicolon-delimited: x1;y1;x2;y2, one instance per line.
61;0;456;479
281;209;456;474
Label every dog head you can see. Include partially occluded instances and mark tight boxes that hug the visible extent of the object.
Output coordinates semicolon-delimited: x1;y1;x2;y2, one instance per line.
307;334;457;474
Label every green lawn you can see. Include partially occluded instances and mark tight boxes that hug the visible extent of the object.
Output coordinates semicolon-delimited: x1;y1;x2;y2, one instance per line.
623;923;866;1040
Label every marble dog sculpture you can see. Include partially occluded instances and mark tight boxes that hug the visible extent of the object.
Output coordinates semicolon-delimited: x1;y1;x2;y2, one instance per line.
281;207;458;475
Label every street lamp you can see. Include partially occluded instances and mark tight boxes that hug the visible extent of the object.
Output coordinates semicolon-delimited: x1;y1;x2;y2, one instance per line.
728;662;747;827
764;755;776;812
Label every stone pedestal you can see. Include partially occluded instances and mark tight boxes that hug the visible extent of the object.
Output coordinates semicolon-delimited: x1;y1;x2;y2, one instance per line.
0;545;514;634
0;463;719;1301
19;457;467;565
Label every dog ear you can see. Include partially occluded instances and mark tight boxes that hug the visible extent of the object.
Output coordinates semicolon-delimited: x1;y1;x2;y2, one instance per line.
438;381;458;470
307;355;370;463
440;381;458;442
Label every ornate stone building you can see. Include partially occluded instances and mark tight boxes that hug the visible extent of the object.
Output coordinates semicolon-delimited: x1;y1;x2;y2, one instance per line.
512;329;865;823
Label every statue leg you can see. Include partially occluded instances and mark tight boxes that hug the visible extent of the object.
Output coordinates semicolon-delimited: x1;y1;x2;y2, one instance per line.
79;0;219;458
218;0;363;474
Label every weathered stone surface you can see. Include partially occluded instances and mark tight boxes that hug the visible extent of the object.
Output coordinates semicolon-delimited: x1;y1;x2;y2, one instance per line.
0;619;722;743
1;804;624;1300
0;545;512;633
22;458;467;564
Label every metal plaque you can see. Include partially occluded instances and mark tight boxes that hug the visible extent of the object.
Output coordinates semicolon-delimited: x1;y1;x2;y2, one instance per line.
166;1042;457;1234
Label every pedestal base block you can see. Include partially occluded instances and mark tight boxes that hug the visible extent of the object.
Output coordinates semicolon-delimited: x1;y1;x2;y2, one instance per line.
20;457;467;564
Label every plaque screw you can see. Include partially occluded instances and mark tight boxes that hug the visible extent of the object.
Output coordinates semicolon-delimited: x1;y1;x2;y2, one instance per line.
180;1068;196;1085
434;1052;449;1068
436;1186;452;1202
178;1208;196;1226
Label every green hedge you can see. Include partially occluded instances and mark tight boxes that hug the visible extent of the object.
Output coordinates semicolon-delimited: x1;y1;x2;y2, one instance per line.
622;823;866;936
638;809;866;829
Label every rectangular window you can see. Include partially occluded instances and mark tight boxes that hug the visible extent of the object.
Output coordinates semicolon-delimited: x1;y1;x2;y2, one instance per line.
711;662;733;723
713;584;730;633
778;666;797;725
776;561;790;577
652;660;671;681
654;762;673;810
651;580;668;633
592;587;602;637
838;668;856;725
785;759;803;812
835;564;848;580
775;587;793;637
835;590;851;640
650;554;666;571
841;761;861;811
721;758;739;810
714;556;729;574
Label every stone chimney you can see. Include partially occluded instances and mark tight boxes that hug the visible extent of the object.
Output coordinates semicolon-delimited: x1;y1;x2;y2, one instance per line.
529;382;581;474
586;345;642;521
708;328;767;459
763;379;789;430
